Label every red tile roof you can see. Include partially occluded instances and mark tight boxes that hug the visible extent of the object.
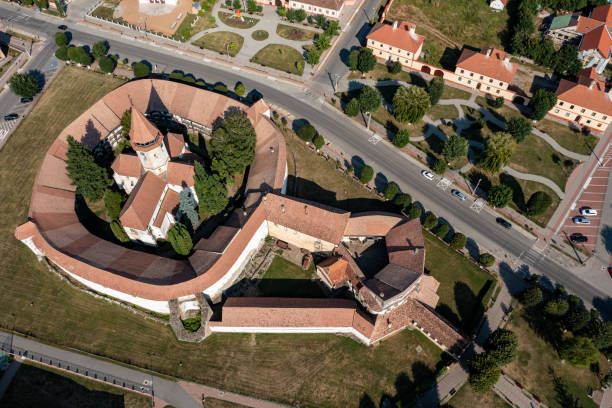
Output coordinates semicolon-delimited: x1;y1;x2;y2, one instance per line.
164;132;185;159
119;172;166;230
579;24;612;57
111;153;142;178
456;47;517;84
166;161;195;188
591;4;612;25
130;109;163;152
153;189;180;228
556;78;612;115
344;212;403;236
366;21;425;54
576;16;603;33
317;256;349;287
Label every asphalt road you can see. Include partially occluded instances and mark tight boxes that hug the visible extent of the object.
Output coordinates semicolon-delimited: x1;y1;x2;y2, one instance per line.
1;3;611;316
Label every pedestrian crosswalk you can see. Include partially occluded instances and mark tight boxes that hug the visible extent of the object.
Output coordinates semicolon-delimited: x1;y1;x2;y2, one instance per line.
519;247;546;266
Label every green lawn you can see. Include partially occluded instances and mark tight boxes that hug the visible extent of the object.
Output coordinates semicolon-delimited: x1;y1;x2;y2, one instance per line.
192;32;244;56
448;383;510;408
251;30;269;41
423;232;496;334
0;362;151;408
276;23;318;41
91;5;114;19
535;119;599;156
258;256;324;297
347;62;414;83
218;11;259;29
441;86;472;100
504;307;610;408
251;44;304;76
427;104;459;122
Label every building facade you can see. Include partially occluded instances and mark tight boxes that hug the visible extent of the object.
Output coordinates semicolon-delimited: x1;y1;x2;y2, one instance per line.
366;21;425;69
454;47;517;97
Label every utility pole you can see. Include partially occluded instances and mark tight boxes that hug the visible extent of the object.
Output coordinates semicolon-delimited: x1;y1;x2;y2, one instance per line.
473;178;482;195
366;111;372;130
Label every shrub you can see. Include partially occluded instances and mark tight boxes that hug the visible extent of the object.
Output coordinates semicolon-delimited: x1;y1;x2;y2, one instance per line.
479;253;495;268
488;96;505;108
393;193;411;210
214;84;228;94
434;223;450;240
92;41;108;60
54;31;67;46
428;77;444;106
530;89;557;121
543;298;569;316
234;82;245;96
488;184;513;208
408;204;422;220
449;232;466;250
388;61;402;74
506;117;532;143
393;129;410;148
526;191;552;215
167;222;193;255
383;182;399;200
521;286;543;307
9;73;39;98
55;45;69;61
312;134;325;149
359;85;382;113
423;212;437;229
132;62;151;78
306;49;320;66
359;165;374;184
110;220;130;243
98;55;115;73
104;189;127;219
432;159;447;175
345;98;360;117
297;124;317;141
559;337;599;367
442;135;468;162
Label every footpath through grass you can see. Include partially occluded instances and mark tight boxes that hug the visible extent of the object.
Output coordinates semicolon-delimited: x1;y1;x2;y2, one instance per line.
0;362;151;408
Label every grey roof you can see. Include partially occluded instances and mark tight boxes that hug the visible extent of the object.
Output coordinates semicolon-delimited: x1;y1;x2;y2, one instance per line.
374;263;421;292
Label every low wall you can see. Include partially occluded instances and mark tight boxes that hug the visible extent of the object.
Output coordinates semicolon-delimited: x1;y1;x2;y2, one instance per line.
209;324;372;345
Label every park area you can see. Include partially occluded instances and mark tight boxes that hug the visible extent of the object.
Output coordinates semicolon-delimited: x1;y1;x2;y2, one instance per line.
192;31;244;56
251;44;304;76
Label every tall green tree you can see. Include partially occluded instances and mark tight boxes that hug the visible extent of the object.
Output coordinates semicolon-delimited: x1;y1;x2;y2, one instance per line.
315;34;331;51
392;86;430;123
55;46;69;61
345;98;360;117
442;135;468;162
295;9;306;22
589;321;612;350
529;89;557;121
526;191;552;215
210;112;256;177
132;62;151;78
104;189;127;219
359;86;382;113
9;73;39;98
65;136;110;201
544;298;569;316
468;353;501;393
167;222;193;255
91;41;108;60
564;306;591;332
359;165;374;184
559;337;599;367
120;110;131;138
477;132;516;173
110;220;130;243
178;190;199;230
54;31;67;46
449;232;466;250
306;49;320;66
506;117;532;143
393;129;410;148
194;161;229;217
488;184;513;208
383;182;399;200
423;212;437;229
521;286;543;307
484;329;519;366
428;77;444;106
393;193;411;209
357;47;376;74
98;56;115;73
348;49;359;71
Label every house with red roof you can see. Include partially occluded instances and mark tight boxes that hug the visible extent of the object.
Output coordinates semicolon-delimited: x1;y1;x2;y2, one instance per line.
366;21;425;69
454;47;517;97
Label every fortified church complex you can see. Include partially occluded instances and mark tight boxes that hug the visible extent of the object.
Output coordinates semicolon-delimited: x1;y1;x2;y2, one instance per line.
15;80;469;357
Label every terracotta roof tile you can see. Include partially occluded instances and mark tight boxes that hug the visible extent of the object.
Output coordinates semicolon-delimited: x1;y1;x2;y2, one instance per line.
317;256;349;287
591;4;612;25
119;172;166;230
576;16;603;33
456;47;517;84
164;132;186;158
166;161;195;188
411;275;440;309
130;109;163;152
344;212;403;236
556;78;612;115
111;154;142;178
153;189;180;228
193;225;239;253
366;21;425;53
385;218;425;275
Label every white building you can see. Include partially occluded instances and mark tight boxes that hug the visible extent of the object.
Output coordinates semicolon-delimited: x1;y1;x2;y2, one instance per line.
489;0;506;11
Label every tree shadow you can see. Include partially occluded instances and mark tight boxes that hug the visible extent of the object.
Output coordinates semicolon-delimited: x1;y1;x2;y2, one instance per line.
593;296;612;321
454;281;486;334
435;303;461;331
374;172;388;192
550;367;581;408
440;47;461;71
409;72;427;88
601;225;612;255
499;172;525;211
359;393;376;408
28;69;45;91
466;237;479;261
466;170;491;195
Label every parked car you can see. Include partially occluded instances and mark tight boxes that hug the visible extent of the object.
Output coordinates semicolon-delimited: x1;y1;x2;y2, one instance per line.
3;113;18;121
421;170;435;181
57;25;68;30
20;97;32;104
572;216;590;225
580;207;597;216
450;189;466;201
496;217;512;229
570;233;588;243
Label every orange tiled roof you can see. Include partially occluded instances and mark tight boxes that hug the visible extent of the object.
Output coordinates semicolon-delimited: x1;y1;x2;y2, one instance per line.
111;153;142;178
576;16;603;33
130;109;163;152
456;47;517;84
344;212;403;236
119;172;166;230
366;21;425;54
579;25;612;58
166;161;195;188
591;4;612;25
556;78;612;115
153;189;180;228
317;256;349;287
164;132;185;159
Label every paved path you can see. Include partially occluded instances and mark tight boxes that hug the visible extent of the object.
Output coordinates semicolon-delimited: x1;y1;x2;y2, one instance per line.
494;374;547;408
180;381;290;408
502;166;566;198
0;359;21;400
412;362;470;407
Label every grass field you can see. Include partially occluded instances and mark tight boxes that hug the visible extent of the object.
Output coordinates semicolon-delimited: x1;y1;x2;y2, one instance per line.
448;383;510;407
251;30;269;41
251;44;304;76
218;11;259;29
427;104;459;122
535;119;599;156
205;397;246;407
91;5;114;19
258;256;323;297
504;307;610;408
192;32;244;56
276;23;318;41
0;362;151;408
347;62;414;83
440;86;471;100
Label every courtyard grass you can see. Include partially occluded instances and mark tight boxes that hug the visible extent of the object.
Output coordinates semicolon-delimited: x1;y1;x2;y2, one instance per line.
440;86;471;100
535;119;599;156
276;23;318;41
251;30;269;41
218;11;259;29
0;65;449;408
347;62;414;83
258;256;324;298
251;44;304;76
449;383;510;407
0;362;151;408
503;307;610;408
192;32;244;57
427;104;459;122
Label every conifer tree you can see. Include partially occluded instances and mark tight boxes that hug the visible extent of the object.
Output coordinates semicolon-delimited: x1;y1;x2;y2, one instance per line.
65;136;110;201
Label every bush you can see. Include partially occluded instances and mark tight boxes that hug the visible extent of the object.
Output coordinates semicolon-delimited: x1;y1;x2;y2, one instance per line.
98;55;115;73
488;96;505;108
392;129;410;148
55;46;69;61
110;220;130;243
383;182;399;200
434;223;450;240
182;315;201;332
484;329;518;366
559;337;599;367
408;203;422;220
449;232;466;250
104;190;127;219
428;77;444;106
506;117;532;143
529;89;557;121
479;253;495;268
526;191;552;215
359;165;374;184
432;159;447;175
468;353;501;393
543;298;569;316
54;31;67;46
488;184;513;208
306;49;320;66
234;83;245;96
393;193;411;210
312;134;325;149
167;222;193;255
297;124;317;141
214;84;228;94
521;286;543;307
423;212;437;229
132;62;151;78
388;61;402;74
345;98;360;117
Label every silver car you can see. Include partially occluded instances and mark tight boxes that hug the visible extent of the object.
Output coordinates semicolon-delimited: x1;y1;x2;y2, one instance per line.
451;189;466;201
580;207;597;216
572;216;590;225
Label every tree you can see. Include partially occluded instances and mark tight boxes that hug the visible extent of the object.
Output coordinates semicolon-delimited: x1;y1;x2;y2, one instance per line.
120;110;131;138
529;89;557;121
194;162;229;216
393;193;411;210
428;77;444;106
55;46;69;61
79;52;93;66
359;85;382;114
67;46;83;62
65;136;110;201
544;298;569;316
468;353;501;393
315;14;327;28
210;112;256;177
389;61;402;74
393;86;430;123
110;220;130;243
477;132;516;173
306;49;320;65
443;135;468;162
348;49;359;71
383;182;399;200
408;203;422;219
313;134;325;149
423;212;437;229
521;286;543;307
295;9;306;22
92;41;108;60
488;184;513;208
132;62;151;78
345;98;360;117
315;34;331;51
450;232;466;250
565;306;591;332
589;321;612;350
359;165;374;184
489;96;505;109
104;189;127;219
234;82;245;96
325;20;340;36
232;0;241;8
9;73;39;98
297;124;317;141
526;191;552;215
552;44;582;77
178;190;199;231
357;47;376;74
435;223;450;240
479;253;495;268
484;329;518;366
167;222;193;255
393;129;410;148
98;55;115;73
54;31;67;46
285;8;296;21
559;337;599;367
432;159;447;175
506;117;532;143
247;0;257;12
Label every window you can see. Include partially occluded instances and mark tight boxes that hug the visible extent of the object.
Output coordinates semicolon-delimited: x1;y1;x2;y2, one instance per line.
458;77;462;81
405;59;409;63
480;75;484;79
559;102;564;106
499;82;503;86
486;86;490;91
554;109;560;113
379;51;382;55
489;79;493;83
581;109;586;113
587;120;591;124
389;46;392;50
469;72;473;77
592;112;596;116
460;69;464;74
496;90;500;94
565;112;570;117
570;105;574;109
604;116;608;120
467;80;471;84
308;6;310;9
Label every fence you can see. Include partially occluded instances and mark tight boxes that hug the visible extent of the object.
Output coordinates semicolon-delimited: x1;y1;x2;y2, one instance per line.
0;338;153;396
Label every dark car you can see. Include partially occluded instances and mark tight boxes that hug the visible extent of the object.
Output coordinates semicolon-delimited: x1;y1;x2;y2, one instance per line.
496;217;512;229
57;25;68;30
3;113;18;121
608;267;612;278
570;233;588;243
20;97;32;104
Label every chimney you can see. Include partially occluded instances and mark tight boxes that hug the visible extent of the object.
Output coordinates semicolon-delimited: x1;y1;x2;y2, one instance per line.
269;146;275;153
485;48;492;57
589;79;595;90
392;21;398;30
409;24;415;34
304;205;308;215
379;291;385;298
281;204;285;214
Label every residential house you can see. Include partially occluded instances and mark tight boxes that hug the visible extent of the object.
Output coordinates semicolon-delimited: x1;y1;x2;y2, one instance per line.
285;0;344;19
454;47;517;97
366;21;425;69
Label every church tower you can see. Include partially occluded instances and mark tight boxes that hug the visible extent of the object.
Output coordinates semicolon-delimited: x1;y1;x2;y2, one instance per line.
130;109;169;175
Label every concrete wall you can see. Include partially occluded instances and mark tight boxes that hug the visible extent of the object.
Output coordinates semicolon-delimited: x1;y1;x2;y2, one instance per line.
113;173;139;195
267;221;335;252
210;325;372;345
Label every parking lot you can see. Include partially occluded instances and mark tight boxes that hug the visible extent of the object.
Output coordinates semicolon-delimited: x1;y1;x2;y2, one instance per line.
561;146;612;254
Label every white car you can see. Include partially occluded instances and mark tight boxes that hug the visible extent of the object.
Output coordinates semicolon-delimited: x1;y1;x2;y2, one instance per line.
421;170;435;180
572;216;590;225
580;207;597;216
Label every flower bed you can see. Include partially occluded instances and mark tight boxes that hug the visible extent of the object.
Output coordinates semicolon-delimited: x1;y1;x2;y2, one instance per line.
218;11;260;29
